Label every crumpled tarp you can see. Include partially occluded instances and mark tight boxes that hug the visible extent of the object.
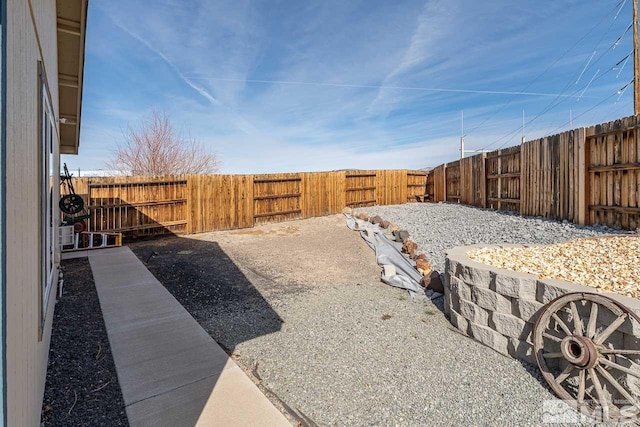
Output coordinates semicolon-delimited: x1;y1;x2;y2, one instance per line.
345;213;442;301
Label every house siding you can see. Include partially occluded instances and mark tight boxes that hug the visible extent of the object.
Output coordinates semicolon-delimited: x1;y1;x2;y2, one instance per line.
5;0;59;425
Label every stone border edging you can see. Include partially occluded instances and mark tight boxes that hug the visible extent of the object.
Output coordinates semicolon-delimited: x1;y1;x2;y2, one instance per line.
445;244;640;364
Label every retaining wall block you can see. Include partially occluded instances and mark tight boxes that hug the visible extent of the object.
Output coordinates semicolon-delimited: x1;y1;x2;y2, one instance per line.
445;258;458;279
450;276;472;301
450;309;468;333
469;323;510;356
535;278;594;304
516;298;545;324
491;271;537;300
491;312;532;341
459;298;490;326
458;264;493;289
471;286;512;314
443;282;452;316
508;338;536;365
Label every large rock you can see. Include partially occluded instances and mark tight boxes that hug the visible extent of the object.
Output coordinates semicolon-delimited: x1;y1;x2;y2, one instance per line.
416;259;432;274
379;220;390;229
388;222;400;232
358;212;369;221
401;239;418;256
415;253;428;261
393;230;410;242
342;207;353;215
421;270;444;293
369;215;383;225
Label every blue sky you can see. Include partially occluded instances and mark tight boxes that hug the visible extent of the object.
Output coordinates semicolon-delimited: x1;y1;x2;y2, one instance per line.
65;0;635;174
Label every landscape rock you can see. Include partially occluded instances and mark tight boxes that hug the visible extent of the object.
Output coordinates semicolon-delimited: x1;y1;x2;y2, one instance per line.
420;270;444;293
342;207;353;215
393;230;410;242
358;212;369;221
416;258;432;274
369;215;383;225
388;222;400;232
401;239;418;256
379;220;390;229
415;253;428;261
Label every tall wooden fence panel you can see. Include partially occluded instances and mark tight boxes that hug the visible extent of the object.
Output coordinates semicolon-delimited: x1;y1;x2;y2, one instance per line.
253;173;302;225
432;165;446;202
85;176;188;235
377;170;408;205
486;146;521;212
521;129;584;221
445;160;461;202
406;171;428;202
459;154;486;207
300;171;346;218
188;175;253;233
345;171;377;208
425;170;435;201
586;116;640;229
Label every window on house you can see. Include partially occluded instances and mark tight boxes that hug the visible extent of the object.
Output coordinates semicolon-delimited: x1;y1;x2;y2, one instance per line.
39;63;55;331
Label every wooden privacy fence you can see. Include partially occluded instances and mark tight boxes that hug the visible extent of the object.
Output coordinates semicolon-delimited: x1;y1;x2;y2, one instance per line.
69;169;426;236
425;115;640;230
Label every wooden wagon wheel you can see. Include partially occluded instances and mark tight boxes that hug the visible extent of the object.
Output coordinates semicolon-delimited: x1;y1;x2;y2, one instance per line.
534;292;640;422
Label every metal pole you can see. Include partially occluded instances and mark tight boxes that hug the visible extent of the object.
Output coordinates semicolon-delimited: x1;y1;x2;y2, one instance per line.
460;111;464;160
634;0;639;115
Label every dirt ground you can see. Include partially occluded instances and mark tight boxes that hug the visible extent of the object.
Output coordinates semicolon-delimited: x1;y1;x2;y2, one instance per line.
129;214;558;426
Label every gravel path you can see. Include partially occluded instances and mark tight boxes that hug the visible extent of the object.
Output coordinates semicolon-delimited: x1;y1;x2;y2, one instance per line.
362;203;628;273
129;214;599;426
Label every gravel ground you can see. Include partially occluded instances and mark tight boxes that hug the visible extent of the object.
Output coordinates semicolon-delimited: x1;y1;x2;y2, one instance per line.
129;214;588;426
361;203;629;273
41;258;128;427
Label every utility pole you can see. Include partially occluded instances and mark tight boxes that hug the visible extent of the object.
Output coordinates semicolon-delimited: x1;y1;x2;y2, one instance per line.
521;110;525;144
634;0;639;115
460;111;465;160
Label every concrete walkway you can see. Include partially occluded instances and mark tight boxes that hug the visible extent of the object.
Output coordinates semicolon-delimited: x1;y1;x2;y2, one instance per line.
83;247;290;427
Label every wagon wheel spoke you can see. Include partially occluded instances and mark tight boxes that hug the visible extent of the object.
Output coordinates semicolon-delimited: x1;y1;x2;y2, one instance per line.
542;332;563;343
596;365;640;412
588;368;610;418
577;369;586;406
570;301;583;336
599;357;640;379
556;364;574;384
600;349;640;355
542;352;564;359
552;313;572;336
586;302;598;339
594;313;627;345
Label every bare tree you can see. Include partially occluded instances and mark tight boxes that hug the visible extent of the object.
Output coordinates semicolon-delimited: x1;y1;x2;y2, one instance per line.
107;111;219;175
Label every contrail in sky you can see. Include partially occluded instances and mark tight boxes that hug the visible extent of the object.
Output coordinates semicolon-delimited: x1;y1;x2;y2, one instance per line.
191;77;590;98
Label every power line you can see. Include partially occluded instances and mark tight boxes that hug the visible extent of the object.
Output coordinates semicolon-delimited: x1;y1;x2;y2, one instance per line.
464;1;627;140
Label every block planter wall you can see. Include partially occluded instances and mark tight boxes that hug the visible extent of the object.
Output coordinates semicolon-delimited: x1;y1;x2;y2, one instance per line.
444;245;640;365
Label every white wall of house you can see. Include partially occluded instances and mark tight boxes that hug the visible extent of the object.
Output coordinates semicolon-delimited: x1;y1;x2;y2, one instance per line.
6;0;61;424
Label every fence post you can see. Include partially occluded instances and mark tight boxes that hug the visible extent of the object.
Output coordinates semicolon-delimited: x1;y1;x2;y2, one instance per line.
443;164;447;202
577;128;588;225
480;153;487;208
497;149;502;211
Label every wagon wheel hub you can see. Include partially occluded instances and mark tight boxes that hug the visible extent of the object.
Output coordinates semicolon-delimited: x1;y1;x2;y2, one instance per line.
560;335;599;369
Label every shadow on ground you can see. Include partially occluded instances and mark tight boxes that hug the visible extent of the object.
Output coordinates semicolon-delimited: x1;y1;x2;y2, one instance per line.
130;236;284;354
